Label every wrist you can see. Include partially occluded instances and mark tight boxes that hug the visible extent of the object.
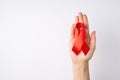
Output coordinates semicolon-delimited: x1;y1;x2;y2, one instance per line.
73;61;90;80
73;61;89;71
73;60;89;68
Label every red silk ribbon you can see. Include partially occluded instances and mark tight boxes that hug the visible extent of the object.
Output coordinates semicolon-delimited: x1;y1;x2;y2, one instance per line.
72;23;90;55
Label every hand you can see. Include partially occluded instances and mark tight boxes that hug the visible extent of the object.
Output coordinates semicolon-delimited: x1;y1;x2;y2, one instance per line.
69;12;96;65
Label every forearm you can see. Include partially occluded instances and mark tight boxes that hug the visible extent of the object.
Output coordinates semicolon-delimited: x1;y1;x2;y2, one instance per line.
73;61;90;80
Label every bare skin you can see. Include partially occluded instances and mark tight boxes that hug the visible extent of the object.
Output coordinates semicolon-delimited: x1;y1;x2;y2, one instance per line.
69;12;96;80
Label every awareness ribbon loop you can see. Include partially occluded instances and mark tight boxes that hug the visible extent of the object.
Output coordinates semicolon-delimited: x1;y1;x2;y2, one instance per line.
72;23;90;55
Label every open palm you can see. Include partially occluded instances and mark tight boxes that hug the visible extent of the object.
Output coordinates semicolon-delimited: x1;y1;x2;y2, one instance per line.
69;13;96;64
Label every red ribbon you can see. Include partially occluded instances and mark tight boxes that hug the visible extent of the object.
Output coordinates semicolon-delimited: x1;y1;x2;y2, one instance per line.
72;23;90;55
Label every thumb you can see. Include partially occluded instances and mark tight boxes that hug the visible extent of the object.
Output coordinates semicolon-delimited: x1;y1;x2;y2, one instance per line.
90;31;96;54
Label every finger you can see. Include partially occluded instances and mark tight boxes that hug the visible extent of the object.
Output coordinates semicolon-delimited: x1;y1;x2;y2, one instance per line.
83;14;89;30
90;31;96;54
74;16;79;39
70;24;75;41
70;16;79;51
83;14;90;45
75;16;79;24
74;27;79;39
78;12;84;23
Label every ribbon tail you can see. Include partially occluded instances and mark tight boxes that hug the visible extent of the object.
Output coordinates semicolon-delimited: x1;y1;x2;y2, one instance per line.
81;27;90;55
72;30;84;55
82;42;90;55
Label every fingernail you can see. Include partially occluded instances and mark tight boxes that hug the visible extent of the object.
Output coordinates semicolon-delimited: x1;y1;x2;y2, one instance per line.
79;12;82;15
84;14;86;16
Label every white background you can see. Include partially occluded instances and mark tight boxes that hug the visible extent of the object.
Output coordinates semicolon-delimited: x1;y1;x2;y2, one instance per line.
0;0;120;80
